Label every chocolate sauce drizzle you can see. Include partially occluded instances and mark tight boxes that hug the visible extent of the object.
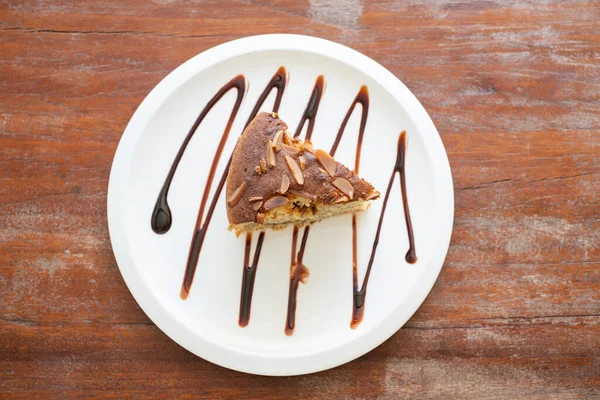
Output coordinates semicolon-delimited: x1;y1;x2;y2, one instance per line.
246;66;287;130
329;85;369;162
150;75;246;236
285;85;417;330
285;225;311;336
149;68;287;299
182;68;287;299
351;131;416;328
238;231;266;327
283;86;369;334
293;75;325;141
150;67;417;333
282;76;326;334
235;68;291;323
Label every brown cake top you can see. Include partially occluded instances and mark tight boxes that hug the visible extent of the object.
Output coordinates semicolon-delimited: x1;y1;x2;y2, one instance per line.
226;112;379;226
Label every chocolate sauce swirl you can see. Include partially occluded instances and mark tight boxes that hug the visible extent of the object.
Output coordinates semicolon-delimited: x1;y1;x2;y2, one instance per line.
246;66;287;130
150;67;417;333
282;76;326;334
148;68;287;299
285;225;311;336
239;231;266;327
235;68;292;324
330;85;369;162
283;86;370;334
351;131;416;328
293;75;325;141
182;68;287;299
151;75;246;235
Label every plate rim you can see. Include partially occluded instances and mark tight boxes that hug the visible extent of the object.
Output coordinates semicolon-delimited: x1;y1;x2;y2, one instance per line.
107;33;454;376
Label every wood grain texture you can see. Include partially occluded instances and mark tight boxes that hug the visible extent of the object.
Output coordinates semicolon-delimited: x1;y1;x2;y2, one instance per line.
1;0;599;398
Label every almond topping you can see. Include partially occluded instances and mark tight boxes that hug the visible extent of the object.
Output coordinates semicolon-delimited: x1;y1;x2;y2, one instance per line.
263;196;289;211
325;192;338;204
227;182;246;207
365;191;380;201
256;212;266;224
283;130;293;145
270;112;279;118
255;166;262;175
332;177;354;199
280;174;290;194
285;156;304;185
304;141;316;155
332;195;349;205
291;263;310;284
266;140;276;168
282;143;301;155
289;189;316;201
272;130;284;151
248;196;263;202
315;149;337;176
318;167;328;175
252;201;263;211
260;158;267;172
299;156;307;170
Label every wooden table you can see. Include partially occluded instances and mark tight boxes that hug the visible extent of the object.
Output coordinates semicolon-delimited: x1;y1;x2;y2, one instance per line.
1;1;599;398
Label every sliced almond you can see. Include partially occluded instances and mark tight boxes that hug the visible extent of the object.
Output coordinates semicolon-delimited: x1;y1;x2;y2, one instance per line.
304;141;316;155
266;140;276;168
324;192;338;204
248;196;263;202
263;196;289;211
272;130;284;151
285;156;304;185
332;195;349;205
288;189;316;201
299;156;307;170
365;191;380;201
332;177;354;199
252;201;263;211
317;167;328;175
256;212;266;225
282;143;301;155
280;174;290;194
260;158;267;172
227;182;246;207
283;130;293;145
292;263;310;284
315;149;337;176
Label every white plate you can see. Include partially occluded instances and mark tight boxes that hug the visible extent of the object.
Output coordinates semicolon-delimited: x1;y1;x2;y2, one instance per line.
107;34;453;376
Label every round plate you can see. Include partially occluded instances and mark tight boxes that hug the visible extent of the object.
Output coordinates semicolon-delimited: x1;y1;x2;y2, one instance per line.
107;34;453;376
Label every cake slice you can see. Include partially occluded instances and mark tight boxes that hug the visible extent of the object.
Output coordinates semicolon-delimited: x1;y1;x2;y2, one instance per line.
226;112;380;235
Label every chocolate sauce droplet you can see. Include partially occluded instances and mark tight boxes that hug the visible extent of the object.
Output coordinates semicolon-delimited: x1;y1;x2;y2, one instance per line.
405;248;417;264
151;186;172;234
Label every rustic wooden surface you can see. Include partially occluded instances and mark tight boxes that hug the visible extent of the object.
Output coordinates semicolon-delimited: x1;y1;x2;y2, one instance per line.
1;0;599;398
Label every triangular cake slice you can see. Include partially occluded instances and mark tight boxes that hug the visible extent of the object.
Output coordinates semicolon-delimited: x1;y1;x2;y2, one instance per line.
226;112;380;234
